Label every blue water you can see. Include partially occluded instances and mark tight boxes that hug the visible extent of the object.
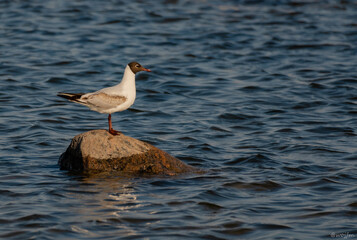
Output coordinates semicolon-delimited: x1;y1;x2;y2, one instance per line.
0;0;357;239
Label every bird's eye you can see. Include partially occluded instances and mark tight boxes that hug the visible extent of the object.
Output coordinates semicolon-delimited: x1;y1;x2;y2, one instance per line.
135;64;140;68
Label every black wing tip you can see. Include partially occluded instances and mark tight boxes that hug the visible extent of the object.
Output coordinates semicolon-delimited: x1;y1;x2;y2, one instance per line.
57;92;84;101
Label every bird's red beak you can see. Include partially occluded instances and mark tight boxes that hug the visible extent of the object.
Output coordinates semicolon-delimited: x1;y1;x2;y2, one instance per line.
143;68;151;72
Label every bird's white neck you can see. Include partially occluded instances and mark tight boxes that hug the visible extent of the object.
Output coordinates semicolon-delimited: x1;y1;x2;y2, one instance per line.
119;65;136;88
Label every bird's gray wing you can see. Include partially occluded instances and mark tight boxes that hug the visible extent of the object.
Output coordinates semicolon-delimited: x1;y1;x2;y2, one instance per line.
80;92;127;110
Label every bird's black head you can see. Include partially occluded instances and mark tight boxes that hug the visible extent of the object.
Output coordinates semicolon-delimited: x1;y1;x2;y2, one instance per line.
128;62;151;74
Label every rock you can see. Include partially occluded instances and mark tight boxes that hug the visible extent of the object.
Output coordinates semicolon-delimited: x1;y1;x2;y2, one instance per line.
59;129;195;175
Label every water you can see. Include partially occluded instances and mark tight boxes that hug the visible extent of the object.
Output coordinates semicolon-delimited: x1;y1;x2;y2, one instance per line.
1;0;357;239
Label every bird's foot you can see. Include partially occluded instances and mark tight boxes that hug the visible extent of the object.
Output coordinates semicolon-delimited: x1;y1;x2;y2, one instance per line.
108;128;122;135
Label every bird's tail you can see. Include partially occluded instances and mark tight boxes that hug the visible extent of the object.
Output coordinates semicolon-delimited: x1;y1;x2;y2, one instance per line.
57;92;84;102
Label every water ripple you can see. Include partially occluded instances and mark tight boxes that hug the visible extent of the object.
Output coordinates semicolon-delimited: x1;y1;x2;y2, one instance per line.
0;0;356;239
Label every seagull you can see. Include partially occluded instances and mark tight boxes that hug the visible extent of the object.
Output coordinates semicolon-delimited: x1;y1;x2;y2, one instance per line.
58;62;151;135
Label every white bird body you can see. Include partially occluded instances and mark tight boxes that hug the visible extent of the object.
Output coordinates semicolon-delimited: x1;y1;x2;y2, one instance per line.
58;62;151;135
78;65;136;114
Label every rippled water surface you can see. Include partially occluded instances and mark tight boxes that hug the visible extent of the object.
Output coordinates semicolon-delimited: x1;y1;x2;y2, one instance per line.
1;0;357;239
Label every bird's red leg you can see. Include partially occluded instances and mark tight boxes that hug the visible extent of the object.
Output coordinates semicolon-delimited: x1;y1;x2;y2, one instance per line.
108;114;112;131
108;114;121;135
